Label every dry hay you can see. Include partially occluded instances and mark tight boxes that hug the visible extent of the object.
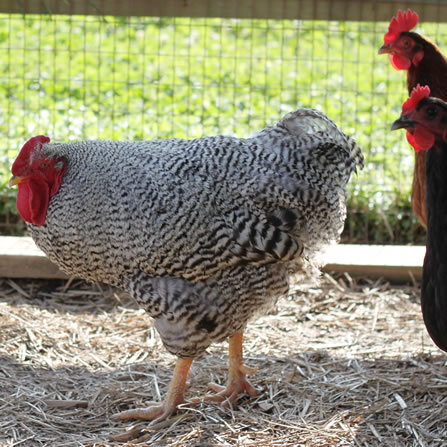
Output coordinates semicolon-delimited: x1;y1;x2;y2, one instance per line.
0;273;446;447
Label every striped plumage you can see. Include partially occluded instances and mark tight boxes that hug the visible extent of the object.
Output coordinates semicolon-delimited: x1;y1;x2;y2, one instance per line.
13;108;363;424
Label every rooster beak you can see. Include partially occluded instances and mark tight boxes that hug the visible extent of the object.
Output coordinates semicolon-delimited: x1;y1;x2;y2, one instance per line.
8;175;24;187
391;116;415;131
378;44;392;55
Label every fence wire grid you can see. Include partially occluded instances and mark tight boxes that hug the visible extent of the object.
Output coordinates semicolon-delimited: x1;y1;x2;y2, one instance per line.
0;6;442;242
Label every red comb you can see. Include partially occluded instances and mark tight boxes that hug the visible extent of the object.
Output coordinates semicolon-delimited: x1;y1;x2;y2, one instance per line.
384;9;419;43
11;135;51;174
402;84;431;112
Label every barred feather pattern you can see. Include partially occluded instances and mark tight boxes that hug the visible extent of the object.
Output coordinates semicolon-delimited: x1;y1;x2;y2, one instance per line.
28;108;363;357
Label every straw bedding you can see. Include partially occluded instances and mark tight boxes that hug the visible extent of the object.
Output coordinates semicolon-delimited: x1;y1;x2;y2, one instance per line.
0;273;446;446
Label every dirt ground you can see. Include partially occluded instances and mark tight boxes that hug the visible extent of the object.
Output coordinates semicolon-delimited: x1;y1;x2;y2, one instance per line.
0;273;446;447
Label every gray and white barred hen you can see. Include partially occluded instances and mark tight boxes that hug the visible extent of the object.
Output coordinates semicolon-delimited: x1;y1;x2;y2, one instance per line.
9;108;363;425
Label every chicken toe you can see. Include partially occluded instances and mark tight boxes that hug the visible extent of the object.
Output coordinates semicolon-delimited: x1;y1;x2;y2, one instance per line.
112;401;174;423
202;332;258;406
112;357;193;423
205;373;258;406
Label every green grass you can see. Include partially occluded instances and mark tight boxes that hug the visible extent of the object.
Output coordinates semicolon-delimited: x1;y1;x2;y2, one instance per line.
1;14;444;241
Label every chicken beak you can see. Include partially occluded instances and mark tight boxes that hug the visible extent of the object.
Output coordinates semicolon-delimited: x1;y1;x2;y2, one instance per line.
378;44;392;55
8;175;24;187
391;116;415;131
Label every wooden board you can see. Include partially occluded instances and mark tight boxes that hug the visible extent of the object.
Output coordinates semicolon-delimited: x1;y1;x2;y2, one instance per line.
0;236;67;279
324;243;425;282
0;236;424;282
0;0;445;22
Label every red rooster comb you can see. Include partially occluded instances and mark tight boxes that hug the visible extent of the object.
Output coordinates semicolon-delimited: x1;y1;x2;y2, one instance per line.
11;135;51;174
402;84;431;112
384;9;419;43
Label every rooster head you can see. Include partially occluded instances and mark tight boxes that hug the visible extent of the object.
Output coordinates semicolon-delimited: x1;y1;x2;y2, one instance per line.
378;9;424;70
8;136;66;225
391;84;447;151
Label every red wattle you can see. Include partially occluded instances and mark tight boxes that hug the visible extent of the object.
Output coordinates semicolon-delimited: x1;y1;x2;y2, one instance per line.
406;128;435;152
16;182;33;223
414;126;435;151
390;53;411;70
406;131;421;152
16;178;50;226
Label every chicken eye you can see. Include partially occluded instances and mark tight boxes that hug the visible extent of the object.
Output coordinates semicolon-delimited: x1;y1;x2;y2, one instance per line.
400;38;413;49
40;163;48;169
426;107;438;119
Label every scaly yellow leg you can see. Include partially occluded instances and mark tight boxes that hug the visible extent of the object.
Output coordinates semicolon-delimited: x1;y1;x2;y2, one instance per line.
112;357;193;423
203;331;258;406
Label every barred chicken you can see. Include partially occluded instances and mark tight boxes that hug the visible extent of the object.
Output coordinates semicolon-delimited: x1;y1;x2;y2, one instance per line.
9;109;363;425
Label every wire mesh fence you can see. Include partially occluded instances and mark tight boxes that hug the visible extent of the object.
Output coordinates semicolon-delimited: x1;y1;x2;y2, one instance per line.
0;2;443;242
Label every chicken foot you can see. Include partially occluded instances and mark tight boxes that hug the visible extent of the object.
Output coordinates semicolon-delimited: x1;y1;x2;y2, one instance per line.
201;332;258;406
113;331;256;426
112;357;193;423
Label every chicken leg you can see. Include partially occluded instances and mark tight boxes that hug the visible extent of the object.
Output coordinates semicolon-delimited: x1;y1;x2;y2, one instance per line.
203;331;258;406
112;357;193;423
113;332;256;423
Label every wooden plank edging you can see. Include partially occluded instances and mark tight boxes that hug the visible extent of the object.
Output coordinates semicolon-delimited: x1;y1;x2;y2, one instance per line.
0;237;425;282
